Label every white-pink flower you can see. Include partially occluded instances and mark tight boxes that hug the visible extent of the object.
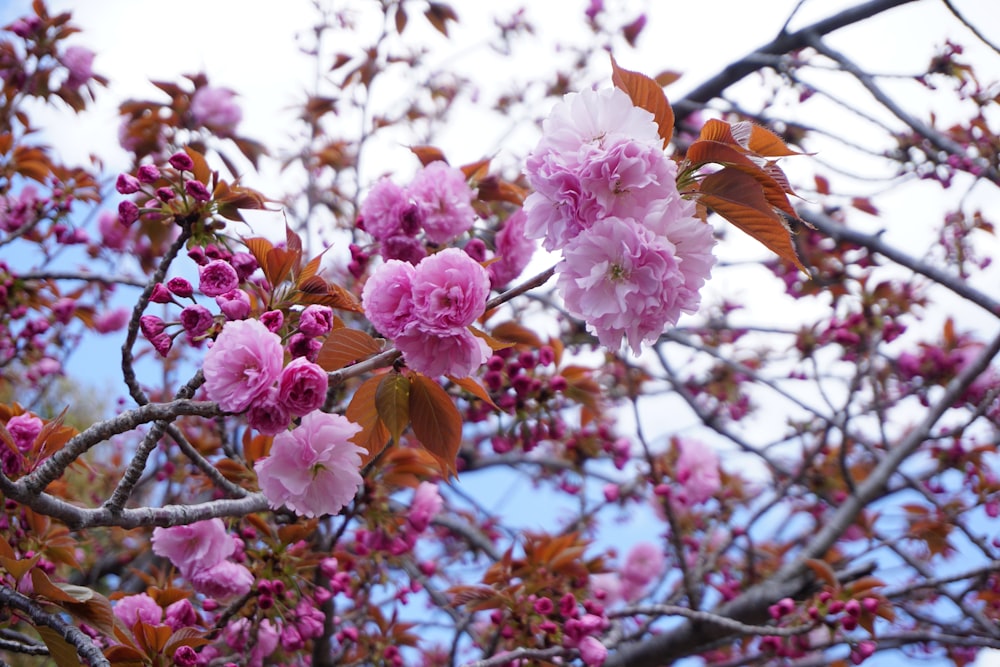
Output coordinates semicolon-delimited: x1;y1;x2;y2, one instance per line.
362;259;415;339
202;318;284;413
557;216;686;354
254;411;364;518
407;481;443;532
151;519;235;578
674;439;721;506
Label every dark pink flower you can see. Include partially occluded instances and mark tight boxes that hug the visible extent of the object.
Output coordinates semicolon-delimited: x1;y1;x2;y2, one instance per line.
190;560;253;601
137;164;160;184
254;411;364;518
246;387;292;435
116;173;141;195
93;307;130;333
184;179;211;202
149;283;173;304
198;259;239;297
298;304;333;338
118;200;140;225
489;210;536;288
202;318;283;412
169;152;195;171
167;276;193;298
180;304;214;339
6;413;42;453
277;357;329;417
260;309;284;333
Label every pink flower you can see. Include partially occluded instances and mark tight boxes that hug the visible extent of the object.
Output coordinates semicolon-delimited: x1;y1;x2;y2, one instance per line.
298;304;333;338
642;197;716;315
359;178;414;241
202;318;283;412
407;481;443;532
578;636;608;666
620;542;665;599
180;304;214;339
190;86;242;133
6;413;42;453
190;560;253;601
198;259;239;297
277;357;329;416
674;439;720;506
246;387;292;435
254;411;364;518
394;328;490;378
410;248;490;332
216;288;251;320
362;259;416;338
489;210;536;288
92;306;130;334
409;161;476;244
557;216;685;354
167;276;194;298
151;518;235;578
113;593;162;628
62;46;94;87
98;211;127;250
164;599;197;630
184;179;212;202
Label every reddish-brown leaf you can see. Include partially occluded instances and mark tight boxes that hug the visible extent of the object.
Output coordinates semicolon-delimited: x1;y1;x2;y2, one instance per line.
183;146;212;186
491;321;543;348
346;376;391;464
408;372;462;478
242;237;274;275
448;375;500;410
697;118;740;146
394;5;408;33
316;328;382;371
745;122;802;157
410;145;447;165
610;55;674;148
424;2;458;37
685;140;760;170
376;372;411;444
698;168;805;271
264;247;299;288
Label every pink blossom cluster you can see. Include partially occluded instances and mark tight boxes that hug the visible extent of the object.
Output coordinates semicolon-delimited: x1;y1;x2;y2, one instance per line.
189;85;242;135
358;160;477;263
523;87;715;354
362;248;492;377
151;519;253;601
0;412;43;477
652;438;721;511
115;151;212;228
203;317;332;435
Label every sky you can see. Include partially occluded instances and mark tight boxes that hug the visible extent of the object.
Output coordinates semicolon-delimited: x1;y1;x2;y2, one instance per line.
4;1;1000;664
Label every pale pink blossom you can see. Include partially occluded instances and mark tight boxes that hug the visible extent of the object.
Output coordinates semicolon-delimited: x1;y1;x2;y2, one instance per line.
674;439;721;506
394;328;490;378
409;161;476;244
362;259;415;338
277;357;329;417
202;318;283;412
557;216;686;354
113;593;162;628
190;86;242;133
254;411;364;518
408;481;443;532
642;197;716;314
62;46;94;87
298;304;334;338
151;518;235;578
620;542;665;597
215;288;251;320
190;560;253;601
410;248;490;332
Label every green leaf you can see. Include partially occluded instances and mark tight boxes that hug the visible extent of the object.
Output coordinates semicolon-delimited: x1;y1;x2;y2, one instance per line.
376;372;411;444
408;372;463;478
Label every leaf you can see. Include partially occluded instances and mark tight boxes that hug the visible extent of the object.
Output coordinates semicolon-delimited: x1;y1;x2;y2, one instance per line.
804;558;839;590
744;122;802;157
408;372;463;478
103;644;147;665
62;589;116;637
697;168;805;272
183;146;212;185
685;140;760;170
611;55;674;147
242;237;274;274
424;2;458;37
31;569;79;603
316;328;383;371
35;627;84;667
394;5;408;33
448;375;500;410
265;247;299;288
491;321;543;348
410;145;447;165
376;372;411;444
346;376;392;464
